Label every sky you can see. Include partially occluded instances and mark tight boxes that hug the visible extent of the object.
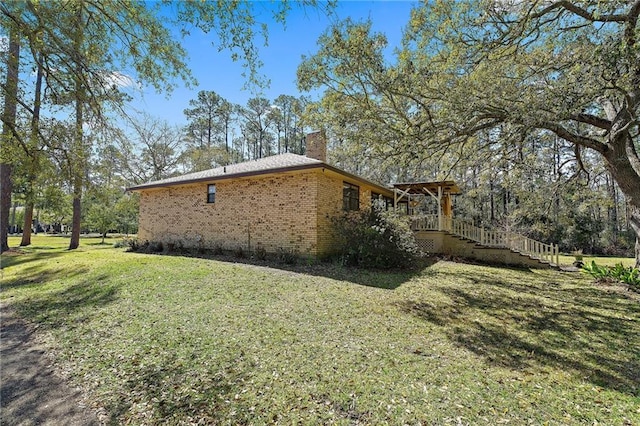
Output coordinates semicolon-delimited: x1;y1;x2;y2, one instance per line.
128;1;418;127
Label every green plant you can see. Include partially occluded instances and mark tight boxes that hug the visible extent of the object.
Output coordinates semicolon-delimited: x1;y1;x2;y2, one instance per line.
572;250;584;261
582;260;610;280
332;203;422;269
114;237;139;251
253;246;267;260
233;246;246;259
276;248;297;265
582;261;640;291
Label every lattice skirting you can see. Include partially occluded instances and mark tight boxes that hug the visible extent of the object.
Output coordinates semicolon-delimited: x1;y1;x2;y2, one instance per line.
416;238;435;252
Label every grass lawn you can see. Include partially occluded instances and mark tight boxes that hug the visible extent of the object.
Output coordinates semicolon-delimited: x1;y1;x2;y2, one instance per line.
2;235;639;425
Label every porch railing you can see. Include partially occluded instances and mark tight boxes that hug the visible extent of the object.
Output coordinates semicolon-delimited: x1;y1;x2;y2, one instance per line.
411;215;560;265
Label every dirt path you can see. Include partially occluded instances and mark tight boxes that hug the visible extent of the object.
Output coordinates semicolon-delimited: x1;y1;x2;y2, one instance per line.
0;304;100;425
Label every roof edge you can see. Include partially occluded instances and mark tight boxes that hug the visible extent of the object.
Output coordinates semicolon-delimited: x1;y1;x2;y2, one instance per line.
127;161;393;196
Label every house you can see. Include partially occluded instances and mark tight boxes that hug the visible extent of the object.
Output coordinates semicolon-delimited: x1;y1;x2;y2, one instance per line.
127;132;394;257
129;131;560;267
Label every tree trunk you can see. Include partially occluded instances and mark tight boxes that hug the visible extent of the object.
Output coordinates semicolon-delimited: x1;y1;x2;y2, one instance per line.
20;202;34;246
69;1;85;251
602;130;640;268
0;164;11;252
21;52;44;248
629;204;640;269
0;25;20;253
69;176;82;250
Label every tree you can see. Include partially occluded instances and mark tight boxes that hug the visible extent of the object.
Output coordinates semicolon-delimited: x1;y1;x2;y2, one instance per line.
299;2;640;267
0;19;20;252
119;114;184;184
271;95;308;155
183;90;234;170
238;97;275;159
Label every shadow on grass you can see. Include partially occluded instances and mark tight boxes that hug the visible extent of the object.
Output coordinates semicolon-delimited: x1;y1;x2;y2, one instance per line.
0;250;68;270
126;250;437;290
12;274;120;330
107;350;249;424
399;269;640;396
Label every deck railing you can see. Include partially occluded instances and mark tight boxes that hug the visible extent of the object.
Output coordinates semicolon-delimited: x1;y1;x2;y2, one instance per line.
411;215;560;265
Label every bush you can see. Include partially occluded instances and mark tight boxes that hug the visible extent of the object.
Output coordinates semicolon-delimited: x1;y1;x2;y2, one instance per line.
233;246;247;259
114;237;140;252
276;248;298;265
253;246;267;260
582;261;640;291
332;203;422;269
149;241;164;253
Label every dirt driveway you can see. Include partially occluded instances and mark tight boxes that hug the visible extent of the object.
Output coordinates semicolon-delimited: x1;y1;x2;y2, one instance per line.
1;304;100;425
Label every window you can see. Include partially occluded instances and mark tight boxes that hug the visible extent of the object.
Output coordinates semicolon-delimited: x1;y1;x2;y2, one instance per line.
343;182;360;211
372;192;393;210
207;184;216;203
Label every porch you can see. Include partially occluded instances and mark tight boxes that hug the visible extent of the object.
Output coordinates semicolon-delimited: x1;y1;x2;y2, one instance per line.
392;181;560;268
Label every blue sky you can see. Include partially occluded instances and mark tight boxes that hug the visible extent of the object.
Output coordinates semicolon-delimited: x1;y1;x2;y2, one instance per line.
129;1;418;127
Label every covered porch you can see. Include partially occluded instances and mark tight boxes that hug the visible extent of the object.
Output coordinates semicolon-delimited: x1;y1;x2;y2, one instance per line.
392;180;560;267
393;180;460;232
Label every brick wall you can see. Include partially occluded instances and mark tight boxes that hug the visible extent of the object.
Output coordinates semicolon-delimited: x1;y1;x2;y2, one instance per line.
137;168;382;257
138;170;319;255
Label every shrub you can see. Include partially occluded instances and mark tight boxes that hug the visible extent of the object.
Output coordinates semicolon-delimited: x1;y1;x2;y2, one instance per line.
253;246;267;260
582;261;640;291
149;241;164;253
114;237;141;252
332;203;422;269
276;248;298;265
233;246;247;259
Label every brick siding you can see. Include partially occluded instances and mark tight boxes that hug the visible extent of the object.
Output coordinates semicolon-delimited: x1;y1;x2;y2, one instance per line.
138;168;381;257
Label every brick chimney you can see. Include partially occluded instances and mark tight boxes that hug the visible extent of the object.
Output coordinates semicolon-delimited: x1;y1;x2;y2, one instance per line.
305;130;327;162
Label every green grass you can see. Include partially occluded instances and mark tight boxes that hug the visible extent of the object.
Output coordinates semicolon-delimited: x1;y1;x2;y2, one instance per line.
558;254;636;267
2;236;639;425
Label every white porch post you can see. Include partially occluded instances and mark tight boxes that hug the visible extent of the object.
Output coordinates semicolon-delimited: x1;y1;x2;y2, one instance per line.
423;186;442;231
438;186;443;231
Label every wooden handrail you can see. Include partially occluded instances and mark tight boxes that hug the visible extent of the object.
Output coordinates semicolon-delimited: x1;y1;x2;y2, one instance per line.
410;216;560;266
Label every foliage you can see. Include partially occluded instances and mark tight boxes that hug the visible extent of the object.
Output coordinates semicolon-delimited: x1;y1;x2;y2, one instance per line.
275;247;298;265
253;246;267;260
2;236;639;424
332;203;421;269
233;245;247;258
583;261;640;291
113;237;139;251
298;1;640;267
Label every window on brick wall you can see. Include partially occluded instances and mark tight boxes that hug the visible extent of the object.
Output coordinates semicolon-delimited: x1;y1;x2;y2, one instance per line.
343;182;360;211
207;184;216;203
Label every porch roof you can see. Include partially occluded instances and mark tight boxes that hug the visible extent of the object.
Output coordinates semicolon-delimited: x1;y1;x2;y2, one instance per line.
392;180;462;196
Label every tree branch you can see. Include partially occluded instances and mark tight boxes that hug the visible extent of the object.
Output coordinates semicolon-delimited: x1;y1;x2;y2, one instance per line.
532;1;629;23
569;113;611;130
539;120;608;153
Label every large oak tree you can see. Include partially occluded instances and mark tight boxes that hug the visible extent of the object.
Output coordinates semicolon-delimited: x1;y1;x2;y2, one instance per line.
299;1;640;267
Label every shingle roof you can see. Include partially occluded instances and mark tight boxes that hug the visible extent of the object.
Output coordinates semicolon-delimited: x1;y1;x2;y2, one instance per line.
128;153;325;191
127;153;395;196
